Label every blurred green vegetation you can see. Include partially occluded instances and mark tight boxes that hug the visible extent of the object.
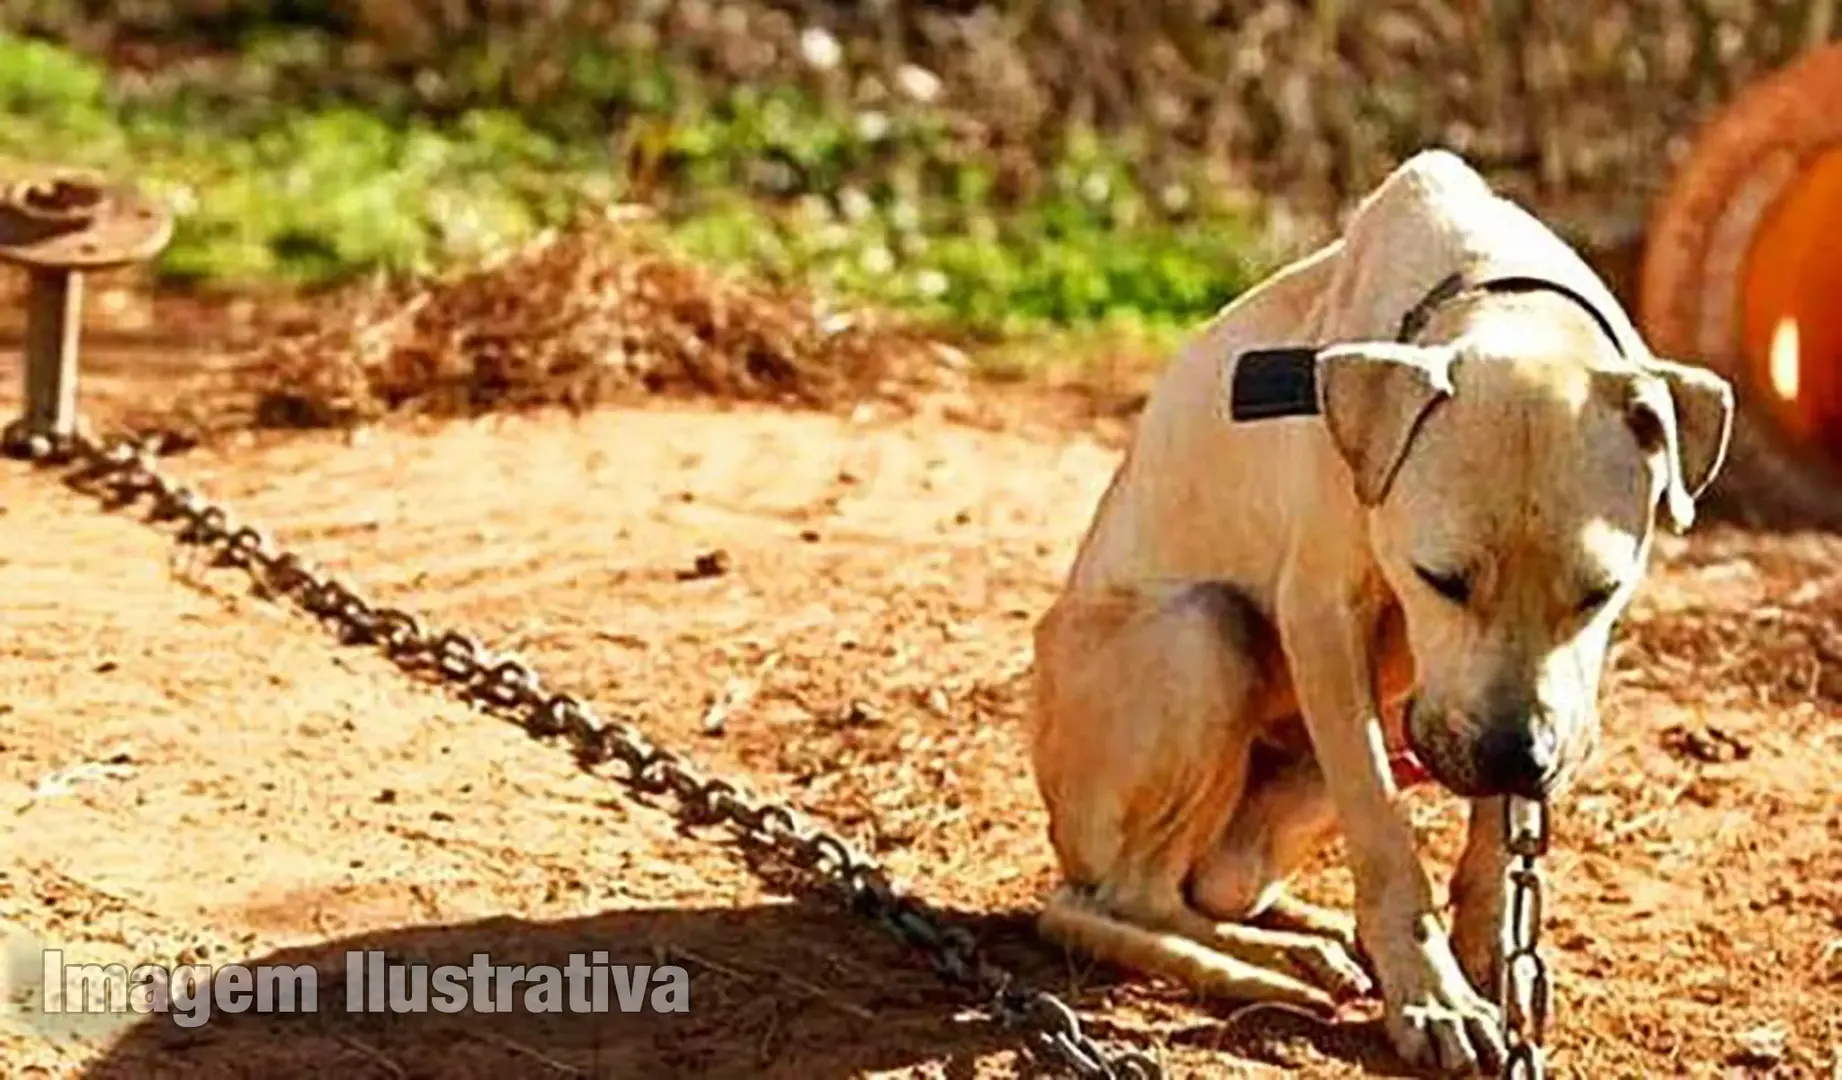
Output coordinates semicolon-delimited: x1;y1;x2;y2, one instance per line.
0;32;587;283
0;19;1273;339
1;0;1821;340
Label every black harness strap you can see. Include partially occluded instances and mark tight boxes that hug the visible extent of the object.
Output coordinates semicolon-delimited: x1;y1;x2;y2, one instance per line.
1227;347;1320;422
1397;271;1629;357
1227;270;1628;422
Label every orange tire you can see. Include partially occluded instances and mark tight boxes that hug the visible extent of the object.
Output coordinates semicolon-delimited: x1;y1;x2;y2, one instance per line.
1641;43;1842;525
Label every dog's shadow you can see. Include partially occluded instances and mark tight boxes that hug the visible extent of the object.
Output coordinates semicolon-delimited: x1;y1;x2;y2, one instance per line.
69;898;1021;1080
62;891;1421;1079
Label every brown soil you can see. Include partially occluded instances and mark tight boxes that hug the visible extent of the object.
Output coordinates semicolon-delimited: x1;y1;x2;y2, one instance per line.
1;317;1839;1079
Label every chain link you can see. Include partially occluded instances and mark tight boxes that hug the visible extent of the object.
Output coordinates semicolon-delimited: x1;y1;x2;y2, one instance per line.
1501;796;1552;1079
9;428;1160;1080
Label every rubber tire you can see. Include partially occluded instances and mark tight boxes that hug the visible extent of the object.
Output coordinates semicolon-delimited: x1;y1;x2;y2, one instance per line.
1640;44;1842;528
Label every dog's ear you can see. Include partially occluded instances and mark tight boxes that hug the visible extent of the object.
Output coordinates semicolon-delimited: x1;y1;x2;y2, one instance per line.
1316;342;1459;506
1626;358;1735;533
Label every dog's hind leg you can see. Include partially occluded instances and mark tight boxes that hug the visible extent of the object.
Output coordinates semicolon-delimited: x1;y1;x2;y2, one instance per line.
1031;582;1263;913
1039;885;1342;1010
1032;583;1369;1008
1187;748;1350;933
1183;748;1371;994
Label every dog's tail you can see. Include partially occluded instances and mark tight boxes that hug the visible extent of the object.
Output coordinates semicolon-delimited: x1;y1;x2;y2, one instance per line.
1037;885;1335;1012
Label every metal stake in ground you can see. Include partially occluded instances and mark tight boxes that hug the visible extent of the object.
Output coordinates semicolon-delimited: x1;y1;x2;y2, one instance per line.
0;167;173;456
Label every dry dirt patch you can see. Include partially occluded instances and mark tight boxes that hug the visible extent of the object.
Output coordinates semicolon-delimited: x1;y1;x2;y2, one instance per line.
1;389;1839;1077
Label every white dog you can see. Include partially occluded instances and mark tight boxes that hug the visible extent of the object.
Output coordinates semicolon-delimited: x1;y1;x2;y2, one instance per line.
1029;150;1733;1073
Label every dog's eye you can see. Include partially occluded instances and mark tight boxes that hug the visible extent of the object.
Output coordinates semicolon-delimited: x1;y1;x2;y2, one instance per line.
1576;581;1620;616
1413;565;1472;605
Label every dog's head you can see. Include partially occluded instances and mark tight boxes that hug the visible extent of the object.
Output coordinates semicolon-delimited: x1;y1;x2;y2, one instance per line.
1318;295;1734;799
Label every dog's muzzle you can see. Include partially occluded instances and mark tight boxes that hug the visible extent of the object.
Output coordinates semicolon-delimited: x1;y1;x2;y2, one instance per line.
1473;722;1561;800
1404;696;1565;800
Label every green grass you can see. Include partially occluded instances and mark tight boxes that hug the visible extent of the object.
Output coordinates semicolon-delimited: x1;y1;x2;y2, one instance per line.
0;33;596;283
0;30;1275;338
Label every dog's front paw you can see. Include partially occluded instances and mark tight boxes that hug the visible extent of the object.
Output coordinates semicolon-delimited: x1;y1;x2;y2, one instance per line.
1373;916;1506;1075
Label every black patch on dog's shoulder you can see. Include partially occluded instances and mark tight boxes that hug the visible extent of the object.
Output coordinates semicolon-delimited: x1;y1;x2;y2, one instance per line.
1228;347;1320;421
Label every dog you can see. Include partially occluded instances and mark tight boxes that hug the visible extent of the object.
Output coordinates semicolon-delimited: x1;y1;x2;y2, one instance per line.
1028;150;1733;1074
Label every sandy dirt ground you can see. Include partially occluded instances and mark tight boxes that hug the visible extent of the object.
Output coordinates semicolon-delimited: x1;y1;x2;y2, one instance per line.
1;318;1839;1078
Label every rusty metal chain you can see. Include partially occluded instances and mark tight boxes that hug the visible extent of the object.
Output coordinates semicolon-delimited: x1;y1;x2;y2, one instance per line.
7;427;1160;1080
1501;796;1552;1079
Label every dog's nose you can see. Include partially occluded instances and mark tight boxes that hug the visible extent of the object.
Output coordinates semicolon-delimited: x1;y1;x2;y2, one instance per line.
1474;723;1559;799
